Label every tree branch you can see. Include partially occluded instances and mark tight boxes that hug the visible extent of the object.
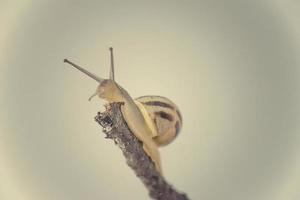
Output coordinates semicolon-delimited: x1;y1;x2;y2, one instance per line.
94;102;189;200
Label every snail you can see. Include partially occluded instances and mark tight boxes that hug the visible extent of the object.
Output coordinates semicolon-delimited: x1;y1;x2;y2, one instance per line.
64;48;182;174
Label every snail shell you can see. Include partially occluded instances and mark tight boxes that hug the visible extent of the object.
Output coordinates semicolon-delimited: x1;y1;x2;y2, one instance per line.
135;95;182;146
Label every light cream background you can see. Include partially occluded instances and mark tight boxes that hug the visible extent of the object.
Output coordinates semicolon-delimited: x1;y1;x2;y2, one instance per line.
1;1;299;200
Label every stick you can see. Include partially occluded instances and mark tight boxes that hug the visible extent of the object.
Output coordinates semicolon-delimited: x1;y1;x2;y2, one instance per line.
95;102;189;200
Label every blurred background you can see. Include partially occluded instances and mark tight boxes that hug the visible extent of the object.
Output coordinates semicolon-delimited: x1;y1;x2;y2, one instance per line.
0;1;299;199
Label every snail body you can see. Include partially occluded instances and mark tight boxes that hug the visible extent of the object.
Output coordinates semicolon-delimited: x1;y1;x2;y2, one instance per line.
64;48;182;174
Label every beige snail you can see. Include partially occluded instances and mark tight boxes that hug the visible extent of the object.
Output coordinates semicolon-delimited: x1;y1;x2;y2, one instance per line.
64;48;182;174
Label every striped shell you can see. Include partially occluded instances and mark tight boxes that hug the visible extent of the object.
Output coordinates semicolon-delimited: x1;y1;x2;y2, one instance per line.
134;96;182;146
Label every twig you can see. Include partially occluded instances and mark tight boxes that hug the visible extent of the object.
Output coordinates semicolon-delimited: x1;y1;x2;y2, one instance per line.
95;102;189;200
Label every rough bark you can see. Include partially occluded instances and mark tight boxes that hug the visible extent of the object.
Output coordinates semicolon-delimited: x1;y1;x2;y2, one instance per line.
94;102;189;200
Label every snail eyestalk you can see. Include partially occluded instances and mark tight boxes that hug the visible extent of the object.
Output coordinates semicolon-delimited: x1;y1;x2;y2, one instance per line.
63;59;104;83
109;47;115;81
